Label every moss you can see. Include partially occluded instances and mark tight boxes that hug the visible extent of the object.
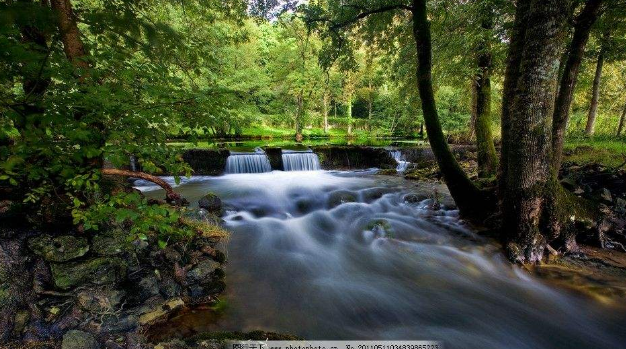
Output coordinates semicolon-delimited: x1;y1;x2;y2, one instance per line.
51;257;127;290
180;217;230;240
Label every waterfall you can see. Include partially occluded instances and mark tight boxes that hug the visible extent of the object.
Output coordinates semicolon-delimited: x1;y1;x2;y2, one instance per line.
281;150;321;171
225;148;272;174
389;149;410;172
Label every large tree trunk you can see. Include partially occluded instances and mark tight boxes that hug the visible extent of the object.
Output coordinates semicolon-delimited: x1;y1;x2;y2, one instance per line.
50;0;88;69
501;0;568;264
617;101;626;136
499;0;531;203
411;0;490;220
472;10;498;178
552;0;604;169
585;52;604;136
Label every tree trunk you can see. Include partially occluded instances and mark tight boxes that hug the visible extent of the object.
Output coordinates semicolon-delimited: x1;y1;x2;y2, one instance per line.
323;92;330;134
411;0;490;221
501;0;568;264
617;101;626;136
499;0;531;202
473;10;498;178
552;0;604;170
295;93;303;141
585;52;604;136
368;81;373;133
346;97;353;135
50;0;88;70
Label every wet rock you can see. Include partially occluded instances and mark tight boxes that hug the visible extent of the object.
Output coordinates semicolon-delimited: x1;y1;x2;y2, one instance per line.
403;193;425;204
61;330;99;349
28;234;89;262
616;198;626;215
92;229;131;256
198;193;223;215
159;276;182;298
187;259;220;284
327;191;357;208
51;257;127;290
138;298;185;326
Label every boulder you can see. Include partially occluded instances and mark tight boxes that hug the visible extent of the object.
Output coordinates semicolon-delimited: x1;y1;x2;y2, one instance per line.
327;191;357;208
51;257;127;290
28;235;89;262
198;193;223;215
599;188;613;204
138;298;185;326
61;330;99;349
92;230;131;256
187;259;220;284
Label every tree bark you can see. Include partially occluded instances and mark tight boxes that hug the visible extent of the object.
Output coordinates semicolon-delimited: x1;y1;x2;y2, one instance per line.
552;0;604;170
323;92;330;134
346;96;353;135
473;9;498;178
101;169;183;204
411;0;490;220
368;80;373;133
50;0;88;69
499;0;531;202
501;0;568;264
585;52;604;136
617;101;626;136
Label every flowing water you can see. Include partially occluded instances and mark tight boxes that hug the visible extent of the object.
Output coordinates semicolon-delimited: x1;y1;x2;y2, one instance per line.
388;150;411;172
139;171;626;348
281;150;322;171
225;149;272;174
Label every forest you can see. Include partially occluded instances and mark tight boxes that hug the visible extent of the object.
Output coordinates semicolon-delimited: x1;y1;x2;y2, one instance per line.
1;0;626;348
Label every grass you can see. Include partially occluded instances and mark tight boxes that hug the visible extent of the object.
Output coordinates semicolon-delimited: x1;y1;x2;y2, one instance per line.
564;137;626;168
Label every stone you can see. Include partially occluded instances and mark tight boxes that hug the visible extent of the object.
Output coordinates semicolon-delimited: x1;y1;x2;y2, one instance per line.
159;277;182;298
77;289;125;312
12;310;29;335
327;191;357;208
28;235;89;262
599;188;613;204
51;257;127;290
198;193;223;215
138;276;160;299
616;198;626;214
138;298;185;326
186;259;220;284
92;230;130;256
560;176;577;190
403;193;425;204
61;330;99;349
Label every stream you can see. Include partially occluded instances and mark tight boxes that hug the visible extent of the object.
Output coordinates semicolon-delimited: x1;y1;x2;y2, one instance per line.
138;170;626;349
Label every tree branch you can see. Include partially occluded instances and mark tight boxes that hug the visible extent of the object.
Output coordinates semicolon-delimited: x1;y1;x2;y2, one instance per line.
101;168;184;205
330;4;414;30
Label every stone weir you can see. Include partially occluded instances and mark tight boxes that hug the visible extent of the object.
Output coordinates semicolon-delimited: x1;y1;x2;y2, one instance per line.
175;146;399;174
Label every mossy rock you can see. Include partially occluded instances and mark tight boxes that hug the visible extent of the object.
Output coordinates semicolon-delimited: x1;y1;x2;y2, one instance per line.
92;229;131;256
61;330;98;349
28;234;89;262
327;190;358;208
198;193;223;215
51;257;127;290
187;259;220;284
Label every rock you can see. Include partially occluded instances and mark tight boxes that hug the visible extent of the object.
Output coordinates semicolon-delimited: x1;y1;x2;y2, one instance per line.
403;193;426;204
28;235;89;262
12;310;29;336
187;259;220;284
77;289;125;312
138;276;160;299
599;188;613;204
61;330;99;349
51;257;127;290
92;230;131;256
159;277;182;298
616;198;626;215
138;298;185;326
198;193;223;215
327;191;357;208
560;176;577;190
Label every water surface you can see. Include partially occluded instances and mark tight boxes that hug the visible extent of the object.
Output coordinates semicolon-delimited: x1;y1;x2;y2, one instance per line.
140;171;626;348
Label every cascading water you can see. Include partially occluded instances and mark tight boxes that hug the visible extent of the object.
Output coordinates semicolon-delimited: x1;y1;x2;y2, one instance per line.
281;150;321;171
225;148;272;174
389;149;410;172
139;171;626;348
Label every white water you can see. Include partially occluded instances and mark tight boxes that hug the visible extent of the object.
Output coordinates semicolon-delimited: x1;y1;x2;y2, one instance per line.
389;149;410;172
225;149;272;174
281;150;322;171
139;171;626;348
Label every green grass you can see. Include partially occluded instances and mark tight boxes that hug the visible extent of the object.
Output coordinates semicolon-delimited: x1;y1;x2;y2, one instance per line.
564;138;626;167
